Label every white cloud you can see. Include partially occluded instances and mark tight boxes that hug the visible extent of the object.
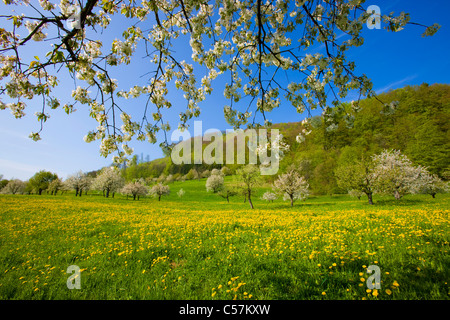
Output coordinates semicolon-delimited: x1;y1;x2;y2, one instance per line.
375;75;418;94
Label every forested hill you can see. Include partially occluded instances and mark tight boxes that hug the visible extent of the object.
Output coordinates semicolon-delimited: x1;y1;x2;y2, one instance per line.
121;83;450;194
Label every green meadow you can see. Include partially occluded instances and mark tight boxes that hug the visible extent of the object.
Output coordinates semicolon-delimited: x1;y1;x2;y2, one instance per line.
0;178;448;300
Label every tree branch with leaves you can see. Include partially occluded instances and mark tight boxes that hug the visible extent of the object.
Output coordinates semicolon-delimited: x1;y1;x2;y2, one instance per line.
0;0;440;164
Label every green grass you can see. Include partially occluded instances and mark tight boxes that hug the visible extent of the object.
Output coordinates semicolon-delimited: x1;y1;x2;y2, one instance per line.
0;179;448;300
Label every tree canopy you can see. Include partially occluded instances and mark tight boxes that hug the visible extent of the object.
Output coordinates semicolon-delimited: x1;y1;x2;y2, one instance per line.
0;0;439;164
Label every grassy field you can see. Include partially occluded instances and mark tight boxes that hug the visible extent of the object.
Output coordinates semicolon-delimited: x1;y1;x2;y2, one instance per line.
0;178;448;300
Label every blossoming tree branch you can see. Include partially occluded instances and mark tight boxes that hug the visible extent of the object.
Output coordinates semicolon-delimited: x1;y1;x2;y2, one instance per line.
0;0;439;163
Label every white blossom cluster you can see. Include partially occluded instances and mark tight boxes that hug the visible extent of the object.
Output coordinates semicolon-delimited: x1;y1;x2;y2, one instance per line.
206;169;224;193
261;191;277;202
91;166;125;197
370;149;446;200
255;132;290;161
121;180;148;199
149;183;170;200
273;170;309;206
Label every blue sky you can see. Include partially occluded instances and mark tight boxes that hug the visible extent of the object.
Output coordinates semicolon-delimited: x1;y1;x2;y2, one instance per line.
1;0;449;180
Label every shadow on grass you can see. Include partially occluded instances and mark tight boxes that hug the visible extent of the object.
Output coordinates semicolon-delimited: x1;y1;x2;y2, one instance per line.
260;202;338;211
373;199;427;207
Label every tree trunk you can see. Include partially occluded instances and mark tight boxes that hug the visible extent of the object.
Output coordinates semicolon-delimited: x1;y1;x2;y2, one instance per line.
75;188;79;197
290;195;294;207
133;194;136;200
431;193;436;199
366;192;373;205
106;189;110;198
38;189;42;195
248;191;254;209
79;188;83;197
158;194;161;201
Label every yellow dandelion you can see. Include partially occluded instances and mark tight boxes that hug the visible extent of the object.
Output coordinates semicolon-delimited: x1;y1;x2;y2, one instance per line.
211;291;216;297
385;289;392;295
372;289;379;297
322;291;326;296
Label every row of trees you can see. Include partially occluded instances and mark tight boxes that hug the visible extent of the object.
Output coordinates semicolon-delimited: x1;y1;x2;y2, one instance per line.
122;165;233;186
1;149;447;207
0;171;61;196
0;168;170;201
205;165;310;208
203;148;448;209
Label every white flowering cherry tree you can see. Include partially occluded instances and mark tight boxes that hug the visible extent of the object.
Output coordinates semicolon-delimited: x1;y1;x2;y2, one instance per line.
65;170;91;196
0;0;440;163
273;169;309;207
91;166;124;197
371;149;427;200
149;182;170;201
121;179;148;200
206;172;224;193
261;191;277;203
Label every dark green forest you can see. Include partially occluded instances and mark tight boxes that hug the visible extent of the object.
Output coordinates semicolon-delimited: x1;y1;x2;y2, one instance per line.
119;83;450;195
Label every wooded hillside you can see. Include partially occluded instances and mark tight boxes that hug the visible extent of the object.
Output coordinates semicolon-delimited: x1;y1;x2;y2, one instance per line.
120;83;450;195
